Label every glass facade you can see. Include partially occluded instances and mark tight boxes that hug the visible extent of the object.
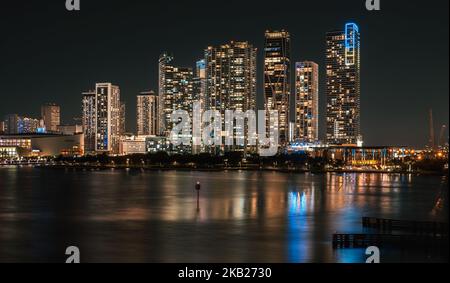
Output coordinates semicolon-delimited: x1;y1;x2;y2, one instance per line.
82;91;96;153
264;30;291;145
137;91;159;136
95;83;121;153
204;41;257;152
326;23;361;145
41;103;60;133
158;53;193;138
294;61;319;142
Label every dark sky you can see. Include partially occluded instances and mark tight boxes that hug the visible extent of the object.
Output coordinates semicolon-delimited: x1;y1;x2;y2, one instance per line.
0;0;448;147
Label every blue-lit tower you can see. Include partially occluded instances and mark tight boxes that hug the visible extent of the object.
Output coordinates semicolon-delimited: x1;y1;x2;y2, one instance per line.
326;23;361;145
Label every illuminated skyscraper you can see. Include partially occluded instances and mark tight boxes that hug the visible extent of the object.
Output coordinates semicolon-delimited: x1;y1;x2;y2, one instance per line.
158;53;174;136
82;90;96;153
326;23;361;145
3;114;19;134
95;83;121;154
173;67;194;115
196;59;206;80
205;41;257;113
294;61;319;142
18;117;41;134
193;59;206;110
158;53;193;137
137;91;159;136
192;59;207;154
264;30;291;145
3;114;41;134
120;102;126;136
41;103;60;133
204;41;257;151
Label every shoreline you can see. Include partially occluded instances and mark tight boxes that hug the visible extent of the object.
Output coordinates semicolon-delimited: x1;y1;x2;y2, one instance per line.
1;163;446;176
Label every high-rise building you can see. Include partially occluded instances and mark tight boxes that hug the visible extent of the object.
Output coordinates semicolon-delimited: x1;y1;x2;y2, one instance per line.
205;41;257;114
3;114;42;134
173;67;194;114
158;53;175;136
137;91;159;136
41;103;60;133
192;59;207;154
3;114;19;134
95;83;121;154
82;90;96;153
19;117;42;134
193;59;206;109
120;102;126;136
158;53;193;138
294;61;319;142
196;59;206;80
204;41;257;152
326;23;361;145
264;30;291;146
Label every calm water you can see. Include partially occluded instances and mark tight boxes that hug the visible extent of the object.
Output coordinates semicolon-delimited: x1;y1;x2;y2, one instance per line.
0;167;448;263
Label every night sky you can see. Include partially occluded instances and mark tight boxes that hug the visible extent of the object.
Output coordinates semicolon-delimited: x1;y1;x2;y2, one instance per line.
0;0;448;147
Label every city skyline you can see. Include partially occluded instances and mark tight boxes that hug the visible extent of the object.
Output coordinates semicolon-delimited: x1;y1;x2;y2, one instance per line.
0;0;448;147
0;1;448;266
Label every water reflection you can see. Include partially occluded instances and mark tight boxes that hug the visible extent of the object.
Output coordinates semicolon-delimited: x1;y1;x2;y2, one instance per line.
0;168;447;262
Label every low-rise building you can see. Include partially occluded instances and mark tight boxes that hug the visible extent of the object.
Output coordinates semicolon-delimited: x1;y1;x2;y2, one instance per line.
0;133;84;157
120;136;147;155
146;136;170;153
57;124;83;135
119;135;170;155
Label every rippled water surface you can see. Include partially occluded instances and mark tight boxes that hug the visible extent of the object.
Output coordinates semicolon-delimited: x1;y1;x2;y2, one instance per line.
0;167;447;262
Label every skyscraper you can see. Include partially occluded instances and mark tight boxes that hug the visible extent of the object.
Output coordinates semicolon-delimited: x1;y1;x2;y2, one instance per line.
82;90;96;153
264;30;291;145
120;102;126;136
3;114;19;135
193;59;206;110
173;67;194;114
326;23;361;145
294;61;319;142
18;117;41;134
158;53;174;136
192;59;207;154
137;91;159;136
204;41;257;151
95;83;121;154
158;53;193;137
41;103;60;133
205;41;257;113
3;114;41;134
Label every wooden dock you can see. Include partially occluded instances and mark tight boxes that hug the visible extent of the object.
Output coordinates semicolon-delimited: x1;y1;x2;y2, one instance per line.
362;217;448;235
332;233;448;248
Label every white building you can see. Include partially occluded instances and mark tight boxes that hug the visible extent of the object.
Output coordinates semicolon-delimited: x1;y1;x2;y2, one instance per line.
94;83;121;154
